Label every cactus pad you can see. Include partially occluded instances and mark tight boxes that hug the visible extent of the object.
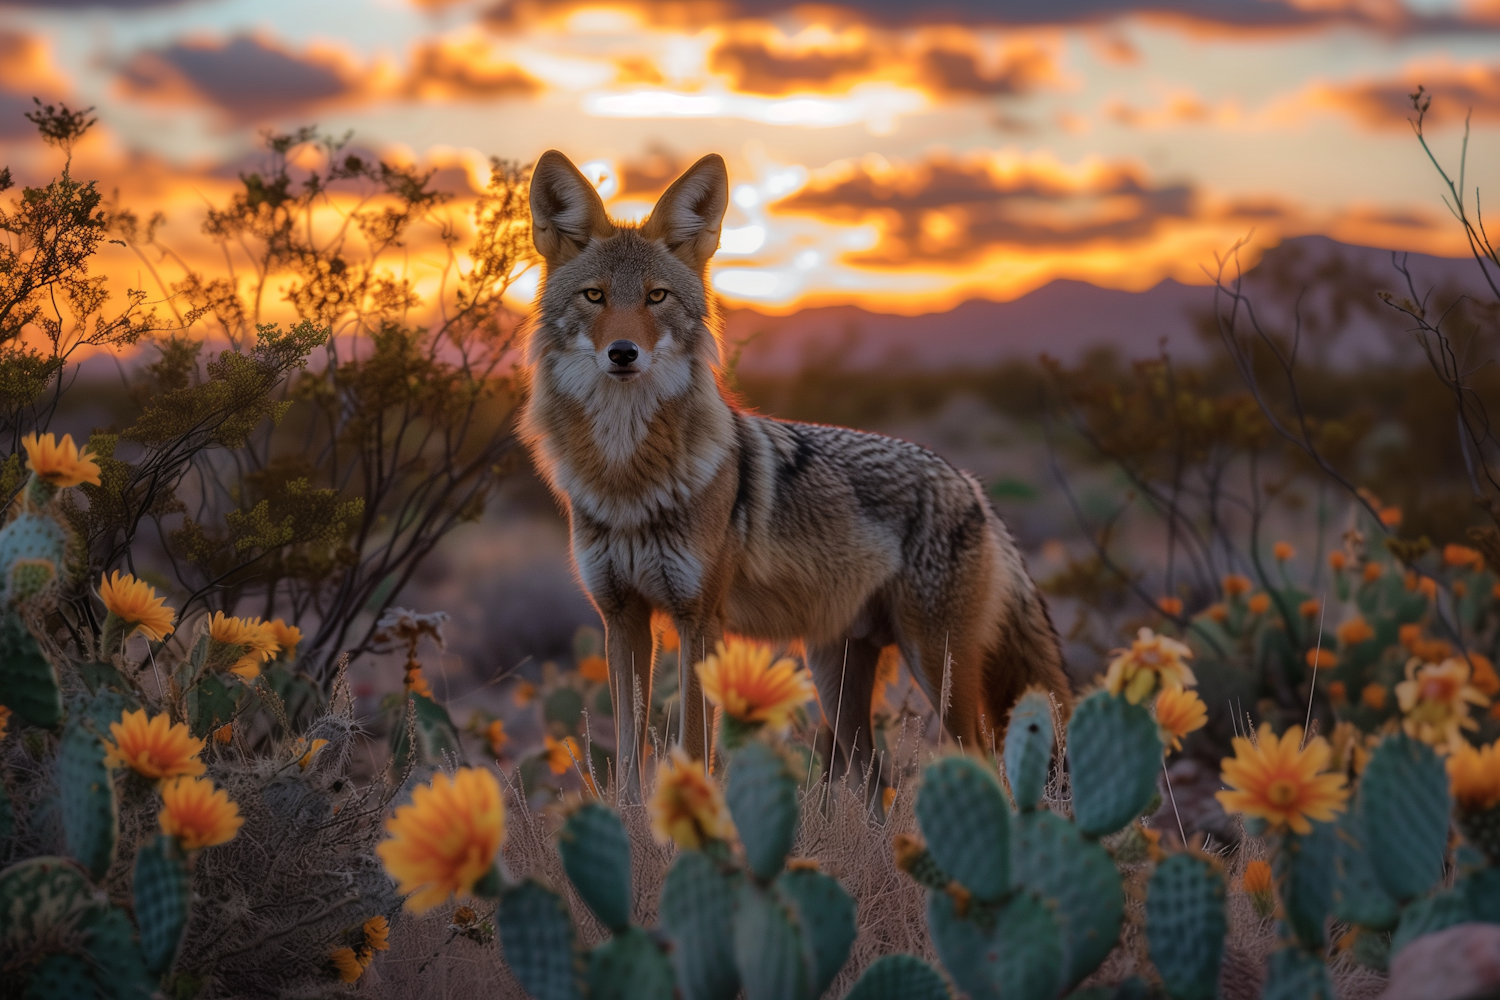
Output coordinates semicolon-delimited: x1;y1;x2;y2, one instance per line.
925;888;1000;1000
557;802;633;932
134;834;191;976
725;740;800;881
774;868;856;998
1011;810;1123;987
1360;734;1449;902
1065;691;1163;838
78;903;154;1000
1276;819;1337;949
843;954;951;1000
659;851;740;1000
58;721;117;880
22;953;95;999
1390;886;1472;957
1004;690;1055;811
497;879;582;1000
991;890;1064;1000
0;513;68;603
914;756;1010;902
1261;946;1334;1000
1146;854;1226;1000
585;926;675;1000
0;609;61;728
1332;800;1398;931
734;881;808;1000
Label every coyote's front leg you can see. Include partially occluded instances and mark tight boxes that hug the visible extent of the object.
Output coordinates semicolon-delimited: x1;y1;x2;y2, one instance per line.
674;615;724;764
602;592;655;800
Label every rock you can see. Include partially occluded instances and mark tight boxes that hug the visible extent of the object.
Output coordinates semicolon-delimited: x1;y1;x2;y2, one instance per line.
1382;923;1500;1000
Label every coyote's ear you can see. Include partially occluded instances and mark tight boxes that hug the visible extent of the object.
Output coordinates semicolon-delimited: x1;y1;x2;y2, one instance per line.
530;150;614;267
641;153;728;271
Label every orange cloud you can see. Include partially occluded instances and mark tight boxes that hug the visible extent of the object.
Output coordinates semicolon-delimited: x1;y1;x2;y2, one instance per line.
404;37;541;99
0;32;72;137
1312;62;1500;131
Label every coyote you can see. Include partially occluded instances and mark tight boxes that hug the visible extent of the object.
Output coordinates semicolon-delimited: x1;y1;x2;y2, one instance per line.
520;150;1070;794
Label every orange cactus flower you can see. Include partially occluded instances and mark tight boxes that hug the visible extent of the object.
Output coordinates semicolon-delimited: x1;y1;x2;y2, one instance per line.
376;767;505;913
267;619;302;661
1398;623;1422;650
1157;596;1184;617
512;680;536;707
1454;581;1468;598
213;723;233;745
1326;681;1347;706
1336;617;1374;647
1469;654;1499;697
330;946;365;983
104;709;206;780
1378;507;1402;527
1418;577;1438;601
1222;574;1252;597
578;655;609;683
1360;684;1388;711
207;612;280;680
1299;599;1321;619
363;915;390;952
697;637;816;732
1205;603;1228;623
1412;638;1453;663
22;432;101;488
1447;740;1500;812
544;735;582;776
881;786;897;814
1243;859;1276;918
1216;724;1349;834
1443;544;1483;569
649;747;737;850
1154;685;1208;752
1328;551;1348;571
159;775;244;850
1273;542;1296;562
97;572;176;642
1248;593;1271;615
1362;562;1384;584
485;719;508;756
0;704;10;742
1305;648;1337;670
1396;658;1489;753
1105;628;1196;705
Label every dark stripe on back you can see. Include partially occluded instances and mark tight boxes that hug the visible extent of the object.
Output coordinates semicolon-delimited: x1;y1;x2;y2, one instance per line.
730;412;754;532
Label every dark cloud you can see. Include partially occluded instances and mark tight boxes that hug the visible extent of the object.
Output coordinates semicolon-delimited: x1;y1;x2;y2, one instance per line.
918;44;1054;96
117;36;354;121
777;156;1194;262
709;39;872;95
1317;69;1500;130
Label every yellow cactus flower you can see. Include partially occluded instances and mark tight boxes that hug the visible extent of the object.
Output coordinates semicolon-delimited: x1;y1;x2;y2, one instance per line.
297;738;329;770
22;432;101;488
578;654;609;682
98;571;176;643
376;767;505;913
104;709;206;780
881;786;897;814
1104;628;1196;705
1216;724;1349;834
1328;721;1370;776
207;612;280;679
363;914;390;952
697;637;816;732
159;776;243;850
267;619;301;661
1154;685;1208;752
1447;741;1500;812
1395;657;1490;753
330;946;365;983
649;748;736;850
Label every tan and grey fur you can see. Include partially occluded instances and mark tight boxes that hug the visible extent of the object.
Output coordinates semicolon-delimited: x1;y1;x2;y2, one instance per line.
520;150;1070;795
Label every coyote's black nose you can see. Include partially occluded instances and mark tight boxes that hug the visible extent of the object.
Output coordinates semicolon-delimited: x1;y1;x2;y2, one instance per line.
607;341;639;366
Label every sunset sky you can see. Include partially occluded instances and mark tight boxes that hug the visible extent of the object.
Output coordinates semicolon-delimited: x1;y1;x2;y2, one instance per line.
1;0;1496;318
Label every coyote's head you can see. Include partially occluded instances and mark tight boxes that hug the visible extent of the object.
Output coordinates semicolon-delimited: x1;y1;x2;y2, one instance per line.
526;150;728;394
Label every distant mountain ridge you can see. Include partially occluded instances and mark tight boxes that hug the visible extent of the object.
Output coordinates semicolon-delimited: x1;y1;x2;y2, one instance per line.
726;235;1484;372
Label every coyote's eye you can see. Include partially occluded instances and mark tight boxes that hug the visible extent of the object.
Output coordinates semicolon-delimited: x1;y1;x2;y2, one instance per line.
583;288;604;303
647;288;668;304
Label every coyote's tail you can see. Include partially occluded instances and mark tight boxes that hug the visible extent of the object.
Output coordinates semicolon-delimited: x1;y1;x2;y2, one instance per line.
980;581;1071;745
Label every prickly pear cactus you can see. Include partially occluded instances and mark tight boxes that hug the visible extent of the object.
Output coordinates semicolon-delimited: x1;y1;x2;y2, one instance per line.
22;953;96;999
659;851;740;1000
926;888;1000;1000
774;867;856;998
1332;800;1399;931
914;756;1010;902
725;740;800;882
1065;690;1163;838
1004;689;1055;811
1359;734;1449;902
557;802;633;933
842;954;951;1000
58;720;117;880
585;926;674;1000
1261;945;1335;1000
134;834;191;976
734;881;808;1000
0;511;68;605
1012;810;1123;988
77;903;155;1000
991;890;1064;1000
1146;854;1226;1000
497;878;582;1000
0;609;61;728
1276;820;1337;949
